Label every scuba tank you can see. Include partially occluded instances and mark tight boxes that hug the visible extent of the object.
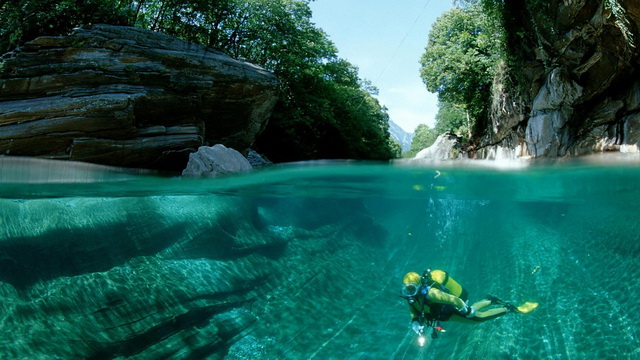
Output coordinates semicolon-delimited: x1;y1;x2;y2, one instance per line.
422;269;469;302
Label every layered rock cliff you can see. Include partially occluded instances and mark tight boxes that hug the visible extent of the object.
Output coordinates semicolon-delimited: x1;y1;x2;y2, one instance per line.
0;24;278;170
476;0;640;159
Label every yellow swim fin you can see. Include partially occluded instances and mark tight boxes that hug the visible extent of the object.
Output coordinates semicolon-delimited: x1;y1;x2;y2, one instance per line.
517;302;539;313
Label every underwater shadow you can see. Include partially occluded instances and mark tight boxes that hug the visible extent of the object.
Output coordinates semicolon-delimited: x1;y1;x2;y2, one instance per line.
0;213;185;289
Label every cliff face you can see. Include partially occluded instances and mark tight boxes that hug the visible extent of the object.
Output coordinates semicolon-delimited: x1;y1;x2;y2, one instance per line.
0;25;278;170
477;0;640;159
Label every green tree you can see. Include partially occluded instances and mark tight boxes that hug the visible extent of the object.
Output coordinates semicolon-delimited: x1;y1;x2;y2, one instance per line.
389;138;402;158
404;123;437;157
434;101;468;138
419;4;504;141
258;57;393;161
0;0;131;53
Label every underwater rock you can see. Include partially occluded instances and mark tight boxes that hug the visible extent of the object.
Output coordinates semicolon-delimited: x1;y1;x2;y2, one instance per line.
182;144;252;176
0;196;286;359
0;24;278;171
0;155;152;183
0;190;392;359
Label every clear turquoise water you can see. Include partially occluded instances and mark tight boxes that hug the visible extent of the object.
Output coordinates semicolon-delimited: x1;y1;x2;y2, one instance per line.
1;157;639;359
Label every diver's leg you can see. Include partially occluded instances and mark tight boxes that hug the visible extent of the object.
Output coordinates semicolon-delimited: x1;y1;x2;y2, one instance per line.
448;307;508;323
473;307;507;321
447;315;477;324
472;299;491;310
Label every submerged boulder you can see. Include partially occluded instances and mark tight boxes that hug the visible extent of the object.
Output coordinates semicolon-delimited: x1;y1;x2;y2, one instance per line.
0;195;284;359
0;24;279;170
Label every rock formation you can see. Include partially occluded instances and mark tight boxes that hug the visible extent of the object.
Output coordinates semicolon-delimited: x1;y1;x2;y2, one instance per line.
0;24;278;170
414;133;464;161
182;144;253;176
246;149;273;168
0;195;281;359
476;0;640;159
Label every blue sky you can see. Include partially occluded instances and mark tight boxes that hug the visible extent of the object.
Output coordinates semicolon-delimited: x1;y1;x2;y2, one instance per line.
309;0;453;133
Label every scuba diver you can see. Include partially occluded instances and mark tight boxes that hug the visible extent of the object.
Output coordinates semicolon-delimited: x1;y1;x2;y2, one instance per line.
401;270;537;341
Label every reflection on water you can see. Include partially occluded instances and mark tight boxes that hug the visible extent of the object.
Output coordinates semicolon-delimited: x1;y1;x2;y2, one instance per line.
0;155;639;359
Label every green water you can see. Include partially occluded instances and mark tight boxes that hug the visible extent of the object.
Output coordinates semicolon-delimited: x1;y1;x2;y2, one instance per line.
1;157;639;359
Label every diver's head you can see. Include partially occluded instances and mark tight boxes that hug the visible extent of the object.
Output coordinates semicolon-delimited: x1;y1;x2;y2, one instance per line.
402;272;421;297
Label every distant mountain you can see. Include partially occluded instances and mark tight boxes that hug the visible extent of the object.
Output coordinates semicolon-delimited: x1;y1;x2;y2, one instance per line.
388;120;413;152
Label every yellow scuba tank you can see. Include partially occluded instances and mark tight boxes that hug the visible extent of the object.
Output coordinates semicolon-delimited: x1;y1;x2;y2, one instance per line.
423;269;469;301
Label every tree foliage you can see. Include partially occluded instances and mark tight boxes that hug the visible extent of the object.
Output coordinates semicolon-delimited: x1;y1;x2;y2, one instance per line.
0;0;131;53
434;101;468;138
388;138;402;158
0;0;394;162
419;3;504;141
403;123;437;157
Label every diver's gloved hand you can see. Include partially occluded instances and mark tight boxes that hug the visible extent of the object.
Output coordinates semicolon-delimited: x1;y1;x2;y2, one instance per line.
458;304;477;318
465;305;477;318
411;321;424;334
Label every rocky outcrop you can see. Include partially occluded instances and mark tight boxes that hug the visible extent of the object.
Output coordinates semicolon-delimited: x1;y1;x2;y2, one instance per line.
182;144;252;176
0;24;278;170
413;133;465;161
477;0;640;159
246;149;273;168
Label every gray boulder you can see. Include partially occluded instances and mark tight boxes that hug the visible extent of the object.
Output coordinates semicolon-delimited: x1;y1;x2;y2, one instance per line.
414;133;464;161
0;24;278;170
246;149;272;167
182;144;252;176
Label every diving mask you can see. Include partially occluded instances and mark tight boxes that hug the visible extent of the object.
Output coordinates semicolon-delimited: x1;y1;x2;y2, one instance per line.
402;283;419;297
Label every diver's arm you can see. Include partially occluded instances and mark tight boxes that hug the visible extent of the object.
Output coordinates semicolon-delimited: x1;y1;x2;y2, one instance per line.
427;288;466;309
408;305;423;334
408;307;419;321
